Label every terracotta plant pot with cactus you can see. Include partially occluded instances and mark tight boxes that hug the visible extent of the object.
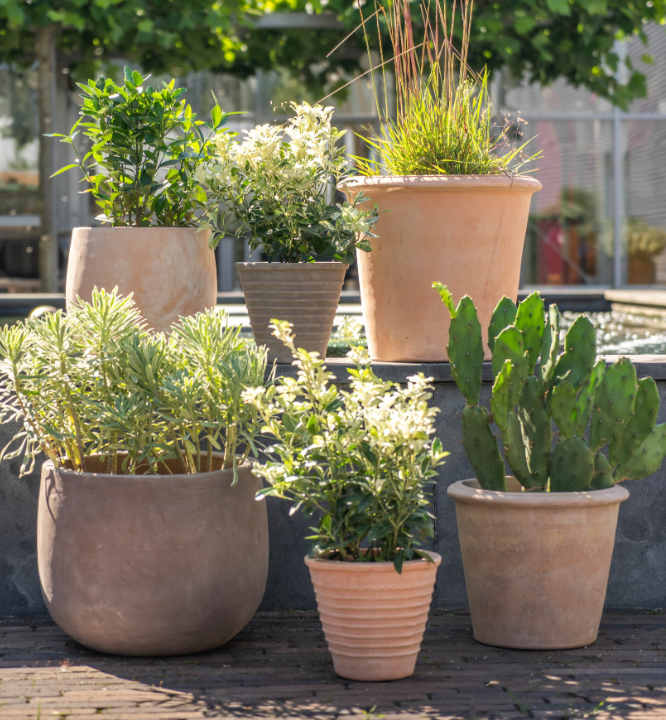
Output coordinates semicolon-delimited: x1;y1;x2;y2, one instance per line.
435;284;666;650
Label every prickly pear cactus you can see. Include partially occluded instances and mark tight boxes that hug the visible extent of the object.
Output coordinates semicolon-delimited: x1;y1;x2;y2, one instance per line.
434;282;666;493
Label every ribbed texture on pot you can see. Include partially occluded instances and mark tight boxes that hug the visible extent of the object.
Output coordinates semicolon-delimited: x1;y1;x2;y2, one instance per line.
236;262;347;363
305;552;441;681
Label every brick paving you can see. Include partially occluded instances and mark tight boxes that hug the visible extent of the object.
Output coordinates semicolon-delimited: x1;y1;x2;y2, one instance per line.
0;611;665;719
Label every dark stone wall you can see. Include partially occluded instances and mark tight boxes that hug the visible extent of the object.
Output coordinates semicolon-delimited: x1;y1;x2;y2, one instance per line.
2;358;666;617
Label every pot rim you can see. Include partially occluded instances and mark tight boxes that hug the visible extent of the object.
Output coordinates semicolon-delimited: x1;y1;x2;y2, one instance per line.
72;226;210;235
447;478;629;508
236;261;349;269
42;457;253;482
340;174;542;192
304;549;441;571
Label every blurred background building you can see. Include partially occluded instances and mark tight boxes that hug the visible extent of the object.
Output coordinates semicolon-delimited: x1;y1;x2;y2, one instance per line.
1;18;666;292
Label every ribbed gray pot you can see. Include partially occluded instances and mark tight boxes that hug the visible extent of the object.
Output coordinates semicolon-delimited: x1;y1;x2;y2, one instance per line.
236;262;347;362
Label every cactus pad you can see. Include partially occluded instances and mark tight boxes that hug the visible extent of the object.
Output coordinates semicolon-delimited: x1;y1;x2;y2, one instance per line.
549;436;595;492
573;360;605;437
462;405;507;491
515;291;545;373
550;380;577;439
447;296;484;406
609;376;659;466
501;411;533;489
539;304;560;393
591;452;615;489
492;326;528;406
590;358;637;451
488;296;517;354
491;359;511;433
551;315;596;390
518;376;552;488
614;423;666;482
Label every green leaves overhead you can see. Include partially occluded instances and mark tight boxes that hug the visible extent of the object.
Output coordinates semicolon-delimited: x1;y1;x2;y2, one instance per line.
49;67;232;228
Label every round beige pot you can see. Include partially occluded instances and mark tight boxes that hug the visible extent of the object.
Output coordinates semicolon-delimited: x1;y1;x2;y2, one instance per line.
343;176;542;361
37;458;268;656
66;227;217;332
236;262;347;362
448;478;629;650
305;551;441;681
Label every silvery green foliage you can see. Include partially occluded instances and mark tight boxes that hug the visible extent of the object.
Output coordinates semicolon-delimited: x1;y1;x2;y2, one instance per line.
243;321;448;572
0;289;268;477
201;102;379;263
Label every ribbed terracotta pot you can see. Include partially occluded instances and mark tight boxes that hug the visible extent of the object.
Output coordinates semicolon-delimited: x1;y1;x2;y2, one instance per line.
448;478;629;650
66;227;217;332
306;551;441;681
342;176;542;361
236;262;347;362
37;458;268;656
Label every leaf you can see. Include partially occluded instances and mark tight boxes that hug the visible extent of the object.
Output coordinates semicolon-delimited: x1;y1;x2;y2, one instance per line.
211;105;223;129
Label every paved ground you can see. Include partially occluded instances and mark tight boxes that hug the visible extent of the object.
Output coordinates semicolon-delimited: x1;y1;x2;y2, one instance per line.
0;611;665;720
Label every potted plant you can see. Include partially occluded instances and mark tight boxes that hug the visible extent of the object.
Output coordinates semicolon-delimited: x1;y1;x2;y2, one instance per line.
243;321;447;681
50;67;231;332
202;102;379;362
434;282;666;650
341;0;541;362
0;289;270;656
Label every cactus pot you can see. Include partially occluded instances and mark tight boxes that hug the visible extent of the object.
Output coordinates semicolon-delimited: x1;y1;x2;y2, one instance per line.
448;478;629;650
37;457;269;656
342;175;541;361
236;261;347;362
305;551;441;681
66;227;217;333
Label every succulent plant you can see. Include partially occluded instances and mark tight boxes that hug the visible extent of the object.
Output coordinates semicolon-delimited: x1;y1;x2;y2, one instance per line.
434;282;666;492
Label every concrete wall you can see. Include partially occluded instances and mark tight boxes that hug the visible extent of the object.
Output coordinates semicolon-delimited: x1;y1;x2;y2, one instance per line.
2;358;666;617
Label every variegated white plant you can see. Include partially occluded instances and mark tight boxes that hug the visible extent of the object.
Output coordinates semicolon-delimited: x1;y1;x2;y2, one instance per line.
243;320;448;572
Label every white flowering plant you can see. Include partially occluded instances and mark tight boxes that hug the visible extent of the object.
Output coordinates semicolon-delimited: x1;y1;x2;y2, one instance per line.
243;321;448;573
202;102;379;263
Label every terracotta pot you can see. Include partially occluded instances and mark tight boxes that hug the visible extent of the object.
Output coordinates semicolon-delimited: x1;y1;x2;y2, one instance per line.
66;227;217;332
342;176;542;361
448;478;629;650
305;551;441;681
37;458;268;656
236;262;347;362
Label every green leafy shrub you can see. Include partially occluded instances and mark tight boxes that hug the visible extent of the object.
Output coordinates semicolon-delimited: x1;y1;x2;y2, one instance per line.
355;0;538;176
435;284;666;492
243;321;447;571
49;66;231;227
0;289;268;477
203;102;379;262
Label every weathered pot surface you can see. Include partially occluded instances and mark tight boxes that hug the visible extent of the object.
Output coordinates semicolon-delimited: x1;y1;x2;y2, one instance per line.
306;550;441;681
342;175;542;362
66;226;217;333
38;457;268;656
236;261;347;362
448;478;629;650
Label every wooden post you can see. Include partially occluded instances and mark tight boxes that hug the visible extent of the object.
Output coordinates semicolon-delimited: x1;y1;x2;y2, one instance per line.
36;24;58;292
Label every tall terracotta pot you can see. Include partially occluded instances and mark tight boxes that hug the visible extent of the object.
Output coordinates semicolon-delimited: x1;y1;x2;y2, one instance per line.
342;176;542;361
66;227;217;332
448;478;629;650
38;458;268;656
306;551;441;681
236;262;347;362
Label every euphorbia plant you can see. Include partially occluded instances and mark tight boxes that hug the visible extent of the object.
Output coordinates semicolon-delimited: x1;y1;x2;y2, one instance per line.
49;66;232;227
243;321;447;572
202;102;379;262
0;289;268;477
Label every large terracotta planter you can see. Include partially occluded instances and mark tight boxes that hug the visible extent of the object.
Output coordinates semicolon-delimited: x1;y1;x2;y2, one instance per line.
236;262;347;362
448;478;629;650
305;551;441;681
342;176;542;361
37;458;268;656
66;227;217;332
